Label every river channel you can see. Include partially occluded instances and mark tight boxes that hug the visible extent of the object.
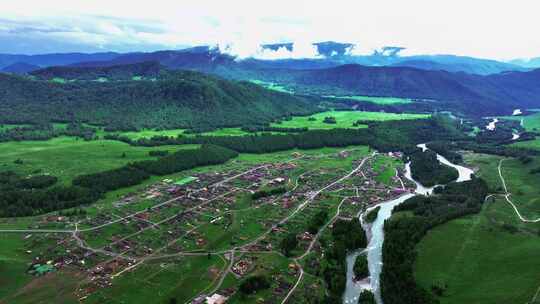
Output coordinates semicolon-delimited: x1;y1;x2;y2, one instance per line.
343;144;473;304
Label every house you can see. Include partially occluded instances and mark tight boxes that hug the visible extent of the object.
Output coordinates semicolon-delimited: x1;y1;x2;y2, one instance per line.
206;294;228;304
338;151;350;158
272;177;286;184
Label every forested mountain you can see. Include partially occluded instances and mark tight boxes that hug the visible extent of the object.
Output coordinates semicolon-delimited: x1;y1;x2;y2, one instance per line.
1;62;40;74
0;70;316;130
393;55;526;75
0;52;120;69
0;43;530;77
2;46;540;118
70;47;239;72
268;64;540;115
30;61;163;81
69;46;525;75
389;58;527;75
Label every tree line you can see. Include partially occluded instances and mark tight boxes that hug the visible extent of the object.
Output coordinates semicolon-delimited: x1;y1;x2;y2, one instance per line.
108;117;464;155
0;123;97;142
0;171;98;217
0;145;237;217
409;149;459;187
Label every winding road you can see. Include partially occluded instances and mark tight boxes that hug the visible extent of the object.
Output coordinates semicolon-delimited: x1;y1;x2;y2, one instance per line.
497;159;540;223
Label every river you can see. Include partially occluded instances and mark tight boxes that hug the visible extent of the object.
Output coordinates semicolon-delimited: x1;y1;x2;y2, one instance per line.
485;111;522;140
486;118;498;131
343;144;473;304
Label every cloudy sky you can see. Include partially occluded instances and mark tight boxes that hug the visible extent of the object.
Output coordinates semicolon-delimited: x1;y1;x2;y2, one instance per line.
1;0;539;60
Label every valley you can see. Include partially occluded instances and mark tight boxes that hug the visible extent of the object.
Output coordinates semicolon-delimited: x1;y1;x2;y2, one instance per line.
0;146;410;303
2;107;539;304
1;22;540;304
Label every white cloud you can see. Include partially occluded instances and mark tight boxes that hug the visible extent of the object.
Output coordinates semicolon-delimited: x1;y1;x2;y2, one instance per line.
215;39;321;60
0;0;539;59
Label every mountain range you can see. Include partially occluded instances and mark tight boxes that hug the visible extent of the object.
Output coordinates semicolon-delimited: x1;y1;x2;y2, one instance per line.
1;44;540;122
1;42;538;75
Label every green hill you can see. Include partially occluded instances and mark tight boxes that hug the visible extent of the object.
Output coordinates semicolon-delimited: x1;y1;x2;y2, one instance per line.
0;70;316;131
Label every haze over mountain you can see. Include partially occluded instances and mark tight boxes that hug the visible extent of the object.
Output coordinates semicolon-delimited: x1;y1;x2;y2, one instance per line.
0;43;530;76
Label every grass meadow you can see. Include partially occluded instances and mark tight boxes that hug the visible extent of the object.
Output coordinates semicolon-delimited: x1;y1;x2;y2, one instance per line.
324;95;413;105
271;111;429;129
413;153;540;304
0;137;198;184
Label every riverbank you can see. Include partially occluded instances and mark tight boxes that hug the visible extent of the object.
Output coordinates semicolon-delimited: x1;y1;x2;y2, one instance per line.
344;144;475;304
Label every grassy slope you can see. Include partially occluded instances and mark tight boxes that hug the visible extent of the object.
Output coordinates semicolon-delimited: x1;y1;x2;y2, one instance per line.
118;127;253;140
325;95;413;105
0;234;32;301
503;112;540;131
505;112;540;150
414;153;540;304
271;111;429;130
373;155;400;186
250;79;294;94
85;256;225;304
415;214;540;304
0;137;198;184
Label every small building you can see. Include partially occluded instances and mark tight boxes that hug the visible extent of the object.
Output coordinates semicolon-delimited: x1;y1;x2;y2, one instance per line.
338;151;350;158
206;294;228;304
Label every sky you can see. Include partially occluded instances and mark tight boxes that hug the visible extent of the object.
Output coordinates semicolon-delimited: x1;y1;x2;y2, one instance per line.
1;0;539;60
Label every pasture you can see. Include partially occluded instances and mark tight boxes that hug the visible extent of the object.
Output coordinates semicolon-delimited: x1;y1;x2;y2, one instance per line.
272;111;429;129
324;95;413;105
0;137;198;184
413;153;540;304
250;79;294;94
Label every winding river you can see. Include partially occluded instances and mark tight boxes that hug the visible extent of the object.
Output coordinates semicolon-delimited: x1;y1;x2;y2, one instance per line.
343;144;473;304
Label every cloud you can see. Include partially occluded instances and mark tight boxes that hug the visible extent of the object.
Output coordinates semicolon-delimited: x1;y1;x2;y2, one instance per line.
0;0;540;59
216;39;321;60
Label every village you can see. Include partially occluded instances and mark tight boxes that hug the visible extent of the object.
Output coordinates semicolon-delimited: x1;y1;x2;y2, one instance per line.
10;149;414;304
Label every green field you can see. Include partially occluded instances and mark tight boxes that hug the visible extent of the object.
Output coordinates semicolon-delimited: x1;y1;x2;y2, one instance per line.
174;176;198;185
0;234;33;301
118;127;255;140
85;256;226;304
324;95;413;105
250;79;294;94
502;112;540;131
512;139;540;150
509;112;540;151
414;153;540;304
0;124;30;131
272;111;429;129
503;112;540;150
372;155;400;186
415;213;540;304
0;137;198;184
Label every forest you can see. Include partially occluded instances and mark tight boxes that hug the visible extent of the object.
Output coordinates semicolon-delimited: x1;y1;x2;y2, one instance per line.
0;123;97;142
409;149;459;187
0;171;98;217
322;218;367;303
30;61;163;81
0;70;316;131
